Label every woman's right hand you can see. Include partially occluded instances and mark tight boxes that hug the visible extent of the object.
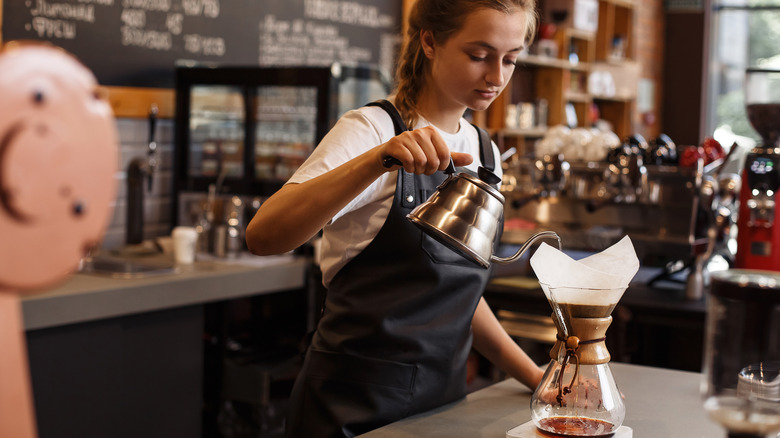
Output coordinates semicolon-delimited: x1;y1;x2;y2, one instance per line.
377;126;473;175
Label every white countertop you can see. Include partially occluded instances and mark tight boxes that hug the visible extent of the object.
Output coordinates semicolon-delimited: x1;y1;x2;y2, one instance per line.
359;362;724;438
22;253;308;330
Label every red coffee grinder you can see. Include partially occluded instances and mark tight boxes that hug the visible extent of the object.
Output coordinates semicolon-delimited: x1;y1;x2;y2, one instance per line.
736;68;780;271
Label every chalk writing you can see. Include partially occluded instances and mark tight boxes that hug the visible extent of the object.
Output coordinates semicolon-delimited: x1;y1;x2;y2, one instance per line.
3;0;400;87
28;17;77;38
121;0;170;12
181;0;219;17
77;0;114;5
120;25;172;49
30;0;95;22
303;0;394;28
183;34;225;56
166;13;183;35
120;8;146;27
258;12;392;67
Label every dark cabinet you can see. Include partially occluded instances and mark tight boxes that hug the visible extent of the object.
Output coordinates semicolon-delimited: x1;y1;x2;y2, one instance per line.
172;65;391;226
27;306;204;438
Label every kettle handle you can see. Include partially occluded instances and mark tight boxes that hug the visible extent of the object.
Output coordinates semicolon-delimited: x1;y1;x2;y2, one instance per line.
382;155;457;174
382;156;403;168
491;231;561;264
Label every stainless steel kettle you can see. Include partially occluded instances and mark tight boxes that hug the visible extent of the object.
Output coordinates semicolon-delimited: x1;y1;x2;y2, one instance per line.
406;160;560;268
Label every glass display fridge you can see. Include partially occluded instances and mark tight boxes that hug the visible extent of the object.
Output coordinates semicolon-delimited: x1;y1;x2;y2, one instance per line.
172;64;391;251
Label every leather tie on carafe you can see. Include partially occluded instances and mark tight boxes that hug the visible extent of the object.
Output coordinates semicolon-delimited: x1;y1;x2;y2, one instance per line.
555;334;607;406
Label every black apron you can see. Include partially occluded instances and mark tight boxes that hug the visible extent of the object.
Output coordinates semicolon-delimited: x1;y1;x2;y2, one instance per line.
285;101;499;438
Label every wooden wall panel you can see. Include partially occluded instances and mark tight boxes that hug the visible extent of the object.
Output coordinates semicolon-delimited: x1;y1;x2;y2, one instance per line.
105;87;175;119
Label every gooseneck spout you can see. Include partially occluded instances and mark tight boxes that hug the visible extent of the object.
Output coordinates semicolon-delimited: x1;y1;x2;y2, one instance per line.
491;230;561;264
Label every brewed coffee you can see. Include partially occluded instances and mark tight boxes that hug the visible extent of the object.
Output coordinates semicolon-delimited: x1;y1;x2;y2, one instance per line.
557;303;615;318
537;417;616;437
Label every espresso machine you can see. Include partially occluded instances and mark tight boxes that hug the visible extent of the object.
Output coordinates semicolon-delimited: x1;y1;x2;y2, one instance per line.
736;68;780;272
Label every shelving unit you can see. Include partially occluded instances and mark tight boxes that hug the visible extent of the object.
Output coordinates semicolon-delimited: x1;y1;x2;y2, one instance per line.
592;0;637;139
484;27;596;156
596;0;635;63
479;0;638;156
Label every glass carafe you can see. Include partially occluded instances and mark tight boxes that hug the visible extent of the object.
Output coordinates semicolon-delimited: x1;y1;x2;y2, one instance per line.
530;284;626;437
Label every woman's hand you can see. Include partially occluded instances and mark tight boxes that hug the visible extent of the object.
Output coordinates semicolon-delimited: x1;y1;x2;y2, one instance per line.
377;126;473;174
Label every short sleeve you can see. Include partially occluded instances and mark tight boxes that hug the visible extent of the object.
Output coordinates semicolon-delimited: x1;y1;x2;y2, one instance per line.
286;106;397;222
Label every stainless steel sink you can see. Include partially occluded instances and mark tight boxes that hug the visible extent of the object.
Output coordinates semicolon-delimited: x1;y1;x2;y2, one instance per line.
79;256;180;279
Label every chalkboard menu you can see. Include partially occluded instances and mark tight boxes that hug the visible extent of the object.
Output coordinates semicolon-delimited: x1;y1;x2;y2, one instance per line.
2;0;402;88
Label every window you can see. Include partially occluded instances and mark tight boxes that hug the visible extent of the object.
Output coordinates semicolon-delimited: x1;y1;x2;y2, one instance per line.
707;1;780;148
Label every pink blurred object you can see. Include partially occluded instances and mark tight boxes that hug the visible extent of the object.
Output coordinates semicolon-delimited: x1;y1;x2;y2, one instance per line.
0;41;118;438
0;42;118;290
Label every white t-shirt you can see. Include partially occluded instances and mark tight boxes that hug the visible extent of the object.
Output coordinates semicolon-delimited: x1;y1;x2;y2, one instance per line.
287;104;502;287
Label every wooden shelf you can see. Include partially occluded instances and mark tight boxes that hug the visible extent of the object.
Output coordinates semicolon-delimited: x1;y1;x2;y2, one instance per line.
595;57;634;66
480;0;637;142
596;0;635;62
500;127;548;138
602;0;635;7
566;91;591;103
105;87;175;119
592;94;633;102
566;28;597;41
517;54;586;71
594;99;633;139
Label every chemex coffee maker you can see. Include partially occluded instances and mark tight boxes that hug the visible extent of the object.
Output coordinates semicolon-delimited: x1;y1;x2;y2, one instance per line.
736;68;780;271
505;237;639;437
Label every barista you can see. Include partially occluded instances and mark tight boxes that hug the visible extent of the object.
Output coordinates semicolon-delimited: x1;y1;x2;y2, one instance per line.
245;0;543;436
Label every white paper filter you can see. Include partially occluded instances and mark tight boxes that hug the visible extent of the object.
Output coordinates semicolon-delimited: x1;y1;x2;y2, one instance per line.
530;236;640;306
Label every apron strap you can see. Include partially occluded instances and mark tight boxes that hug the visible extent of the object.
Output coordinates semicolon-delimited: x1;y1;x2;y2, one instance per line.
365;100;496;204
366;99;408;135
365;100;418;208
471;123;495;173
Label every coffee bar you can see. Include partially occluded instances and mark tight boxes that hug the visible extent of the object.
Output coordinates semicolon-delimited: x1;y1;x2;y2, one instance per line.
1;0;779;437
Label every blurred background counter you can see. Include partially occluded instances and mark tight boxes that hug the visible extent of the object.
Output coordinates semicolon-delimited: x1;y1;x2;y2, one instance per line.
22;254;309;438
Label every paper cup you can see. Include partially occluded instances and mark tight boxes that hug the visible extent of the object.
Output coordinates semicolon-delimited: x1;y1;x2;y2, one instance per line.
172;226;198;264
